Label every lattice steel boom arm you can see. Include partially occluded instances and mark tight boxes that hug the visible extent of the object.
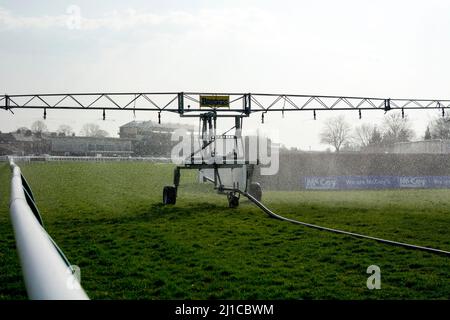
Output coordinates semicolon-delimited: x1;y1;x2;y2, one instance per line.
1;92;450;117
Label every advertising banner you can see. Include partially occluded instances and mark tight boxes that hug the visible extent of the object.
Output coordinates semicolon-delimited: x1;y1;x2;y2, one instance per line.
304;176;450;190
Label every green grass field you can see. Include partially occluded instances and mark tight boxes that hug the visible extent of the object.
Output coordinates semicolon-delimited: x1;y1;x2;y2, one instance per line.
0;162;449;300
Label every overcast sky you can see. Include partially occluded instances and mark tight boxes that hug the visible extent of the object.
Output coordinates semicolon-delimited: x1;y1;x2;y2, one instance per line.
1;0;449;149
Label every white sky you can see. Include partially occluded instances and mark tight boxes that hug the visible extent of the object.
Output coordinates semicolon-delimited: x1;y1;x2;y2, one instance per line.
1;0;449;150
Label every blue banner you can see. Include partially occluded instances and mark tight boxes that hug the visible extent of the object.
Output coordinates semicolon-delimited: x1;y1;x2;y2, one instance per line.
304;176;450;190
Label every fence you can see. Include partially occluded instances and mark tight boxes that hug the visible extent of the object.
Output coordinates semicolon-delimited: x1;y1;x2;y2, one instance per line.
8;157;89;300
255;152;450;190
1;155;170;163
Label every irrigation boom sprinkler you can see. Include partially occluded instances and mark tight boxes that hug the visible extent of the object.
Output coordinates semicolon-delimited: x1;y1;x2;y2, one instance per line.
3;91;450;255
2;91;450;207
2;92;450;114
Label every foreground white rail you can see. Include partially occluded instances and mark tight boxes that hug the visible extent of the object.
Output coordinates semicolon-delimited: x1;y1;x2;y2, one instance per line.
9;158;89;300
1;155;170;163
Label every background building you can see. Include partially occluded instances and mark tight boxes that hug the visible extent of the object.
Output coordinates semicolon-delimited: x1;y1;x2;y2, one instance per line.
0;121;195;156
119;120;194;156
49;136;132;156
0;129;50;155
119;120;194;138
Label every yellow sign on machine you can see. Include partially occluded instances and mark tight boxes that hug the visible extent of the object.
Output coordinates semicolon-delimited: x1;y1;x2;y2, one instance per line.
199;95;230;108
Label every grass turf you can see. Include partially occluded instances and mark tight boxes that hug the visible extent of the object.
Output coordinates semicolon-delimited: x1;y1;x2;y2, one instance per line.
0;162;449;299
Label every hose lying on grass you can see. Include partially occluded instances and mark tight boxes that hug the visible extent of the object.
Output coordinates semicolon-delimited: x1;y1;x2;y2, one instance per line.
241;191;450;257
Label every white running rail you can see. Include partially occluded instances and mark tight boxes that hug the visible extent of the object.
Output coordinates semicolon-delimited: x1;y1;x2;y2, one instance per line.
8;158;89;300
1;155;170;163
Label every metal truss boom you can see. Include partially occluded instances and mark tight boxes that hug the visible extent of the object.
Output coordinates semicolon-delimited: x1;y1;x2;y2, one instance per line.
2;92;450;117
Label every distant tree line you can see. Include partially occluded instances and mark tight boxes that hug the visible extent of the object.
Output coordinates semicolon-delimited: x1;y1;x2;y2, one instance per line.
19;121;109;138
320;113;450;152
79;123;109;137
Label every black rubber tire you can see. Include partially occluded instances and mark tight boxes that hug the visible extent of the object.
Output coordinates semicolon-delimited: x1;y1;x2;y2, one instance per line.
227;193;239;208
248;182;262;202
163;186;177;205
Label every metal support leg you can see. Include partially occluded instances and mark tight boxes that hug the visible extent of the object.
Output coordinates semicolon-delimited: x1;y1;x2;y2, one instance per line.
174;167;180;190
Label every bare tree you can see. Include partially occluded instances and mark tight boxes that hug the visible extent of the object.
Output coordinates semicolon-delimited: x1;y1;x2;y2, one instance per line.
16;127;32;136
80;123;109;137
424;126;432;140
369;126;383;145
353;123;375;148
428;115;450;139
57;124;74;136
382;113;414;144
320;115;351;152
31;120;48;134
16;127;30;133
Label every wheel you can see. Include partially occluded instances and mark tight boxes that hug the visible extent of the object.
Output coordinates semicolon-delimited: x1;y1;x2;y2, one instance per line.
227;193;239;208
248;182;262;202
163;186;177;205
